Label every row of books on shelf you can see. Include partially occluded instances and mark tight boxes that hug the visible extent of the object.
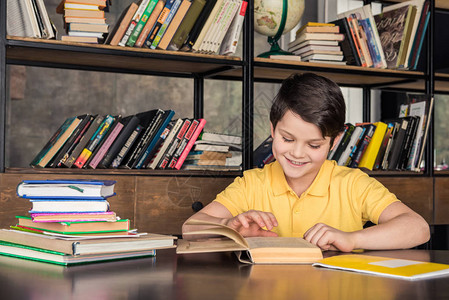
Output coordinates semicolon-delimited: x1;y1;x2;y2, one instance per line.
30;108;243;171
7;0;248;56
329;94;433;172
0;179;176;265
283;1;429;70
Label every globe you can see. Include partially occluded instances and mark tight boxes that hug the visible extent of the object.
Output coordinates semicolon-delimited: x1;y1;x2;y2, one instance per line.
254;0;305;57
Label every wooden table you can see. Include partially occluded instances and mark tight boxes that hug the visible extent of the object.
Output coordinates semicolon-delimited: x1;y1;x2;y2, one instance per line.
0;249;448;300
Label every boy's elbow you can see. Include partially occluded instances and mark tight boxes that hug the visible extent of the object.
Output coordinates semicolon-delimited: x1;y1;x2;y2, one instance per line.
413;215;431;246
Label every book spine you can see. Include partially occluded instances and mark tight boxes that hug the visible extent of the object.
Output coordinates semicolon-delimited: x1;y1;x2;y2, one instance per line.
141;123;173;168
74;115;114;169
144;0;177;48
134;110;175;169
199;0;231;53
148;118;184;169
134;0;165;48
210;0;240;54
194;0;227;52
88;121;124;169
174;119;207;169
168;119;199;168
158;119;191;169
168;0;206;50
150;0;182;49
126;0;159;47
118;0;151;47
360;18;383;68
219;0;246;55
111;125;143;168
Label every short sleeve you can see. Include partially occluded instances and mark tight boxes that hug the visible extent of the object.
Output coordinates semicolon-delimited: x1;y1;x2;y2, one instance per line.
214;175;250;217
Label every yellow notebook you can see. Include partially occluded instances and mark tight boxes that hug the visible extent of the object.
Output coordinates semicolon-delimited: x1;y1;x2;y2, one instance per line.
313;254;449;280
358;122;388;170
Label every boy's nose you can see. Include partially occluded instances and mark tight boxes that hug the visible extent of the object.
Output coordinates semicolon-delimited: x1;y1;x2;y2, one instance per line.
291;143;305;159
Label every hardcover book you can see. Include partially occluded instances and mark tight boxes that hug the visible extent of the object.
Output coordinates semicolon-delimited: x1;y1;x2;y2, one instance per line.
134;0;165;48
358;121;388;170
17;179;116;199
30;116;82;168
118;0;151;46
177;219;323;264
168;0;207;50
0;229;176;256
126;0;160;47
105;2;139;46
144;0;178;48
157;0;193;50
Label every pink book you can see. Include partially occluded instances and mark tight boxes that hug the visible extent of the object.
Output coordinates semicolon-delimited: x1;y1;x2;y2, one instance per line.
89;121;124;169
174;118;207;170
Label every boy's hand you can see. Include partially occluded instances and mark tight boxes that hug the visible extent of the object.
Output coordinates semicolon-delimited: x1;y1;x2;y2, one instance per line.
225;210;278;237
303;223;356;252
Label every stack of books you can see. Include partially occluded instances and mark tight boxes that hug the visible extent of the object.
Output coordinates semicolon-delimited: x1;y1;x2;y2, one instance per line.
29;110;207;170
0;179;176;265
57;0;110;44
328;94;433;172
287;22;346;65
183;131;242;170
105;0;247;55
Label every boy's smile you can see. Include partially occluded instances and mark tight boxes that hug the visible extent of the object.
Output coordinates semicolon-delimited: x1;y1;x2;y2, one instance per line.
271;110;332;195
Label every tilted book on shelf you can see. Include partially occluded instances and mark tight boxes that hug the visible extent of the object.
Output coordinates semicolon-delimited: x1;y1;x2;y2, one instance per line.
190;0;224;52
126;0;160;47
63;114;104;168
144;0;178;48
173;118;207;170
157;118;192;169
168;0;207;51
30;116;82;168
219;0;247;55
134;0;165;48
157;0;192;50
358;121;388;170
181;0;218;50
177;219;323;264
330;17;362;66
149;0;184;49
105;2;139;46
118;0;151;46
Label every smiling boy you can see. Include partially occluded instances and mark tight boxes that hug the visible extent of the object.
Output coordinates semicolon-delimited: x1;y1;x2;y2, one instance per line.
182;73;430;252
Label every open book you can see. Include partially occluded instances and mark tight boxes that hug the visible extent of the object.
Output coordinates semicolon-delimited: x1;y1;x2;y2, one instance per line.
313;254;449;280
176;219;323;264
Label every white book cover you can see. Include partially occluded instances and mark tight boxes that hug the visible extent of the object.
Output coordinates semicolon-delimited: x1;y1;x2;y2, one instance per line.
192;0;224;51
219;0;247;55
7;0;36;37
210;0;241;54
198;0;230;52
35;0;56;39
148;119;184;169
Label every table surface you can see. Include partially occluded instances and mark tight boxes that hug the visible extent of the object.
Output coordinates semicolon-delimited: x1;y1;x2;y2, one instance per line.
1;249;449;300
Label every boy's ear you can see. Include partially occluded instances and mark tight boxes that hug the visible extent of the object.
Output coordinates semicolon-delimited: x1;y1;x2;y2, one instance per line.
270;122;274;137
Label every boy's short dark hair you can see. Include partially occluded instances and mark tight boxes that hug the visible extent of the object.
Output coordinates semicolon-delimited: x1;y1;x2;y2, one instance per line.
270;73;346;141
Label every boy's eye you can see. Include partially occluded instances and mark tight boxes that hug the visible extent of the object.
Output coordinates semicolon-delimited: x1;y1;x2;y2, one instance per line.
309;144;321;149
282;137;293;142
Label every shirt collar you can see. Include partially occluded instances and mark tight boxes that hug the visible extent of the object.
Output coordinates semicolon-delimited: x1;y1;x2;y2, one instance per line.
270;160;335;197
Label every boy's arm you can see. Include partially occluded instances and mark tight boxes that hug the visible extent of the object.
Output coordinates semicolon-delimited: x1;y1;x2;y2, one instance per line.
182;201;278;239
304;202;430;252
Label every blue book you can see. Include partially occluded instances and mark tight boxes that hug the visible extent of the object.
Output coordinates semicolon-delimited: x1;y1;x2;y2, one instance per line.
144;0;177;47
150;0;182;49
17;179;116;199
134;110;175;169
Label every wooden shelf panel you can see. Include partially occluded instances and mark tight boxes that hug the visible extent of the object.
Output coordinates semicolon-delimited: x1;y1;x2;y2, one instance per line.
6;37;243;77
5;167;241;178
221;57;428;89
388;0;449;10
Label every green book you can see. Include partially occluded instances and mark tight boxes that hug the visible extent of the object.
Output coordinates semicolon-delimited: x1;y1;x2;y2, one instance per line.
15;215;130;235
126;0;160;47
168;0;206;50
0;241;156;266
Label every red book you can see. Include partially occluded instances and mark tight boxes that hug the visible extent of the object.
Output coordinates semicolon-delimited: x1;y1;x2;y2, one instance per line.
173;118;207;170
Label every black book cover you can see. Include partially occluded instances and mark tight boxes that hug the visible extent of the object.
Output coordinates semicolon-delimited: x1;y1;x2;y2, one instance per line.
331;17;361;66
332;123;355;163
349;124;375;168
398;116;420;170
387;117;410;170
111;124;143;168
181;0;217;50
97;115;140;169
63;115;104;168
121;109;163;169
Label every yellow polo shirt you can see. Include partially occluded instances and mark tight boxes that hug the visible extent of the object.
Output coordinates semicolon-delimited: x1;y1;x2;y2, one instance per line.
214;160;399;237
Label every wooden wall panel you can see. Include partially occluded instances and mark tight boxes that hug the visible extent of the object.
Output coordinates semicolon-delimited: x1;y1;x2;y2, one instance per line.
434;178;449;224
135;176;235;235
375;177;433;224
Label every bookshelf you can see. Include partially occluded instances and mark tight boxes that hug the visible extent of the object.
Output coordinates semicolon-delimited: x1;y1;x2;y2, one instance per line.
0;1;449;235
